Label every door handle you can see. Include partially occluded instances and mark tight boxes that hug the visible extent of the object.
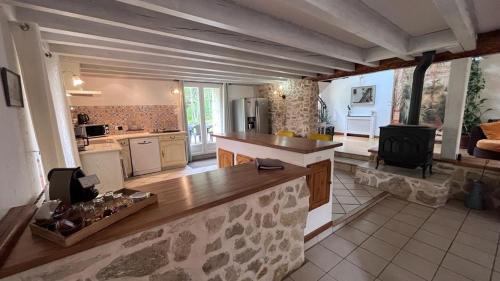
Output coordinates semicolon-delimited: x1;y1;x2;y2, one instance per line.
138;141;152;145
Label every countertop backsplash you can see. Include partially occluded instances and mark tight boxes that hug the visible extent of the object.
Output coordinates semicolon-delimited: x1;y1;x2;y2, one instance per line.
71;105;179;134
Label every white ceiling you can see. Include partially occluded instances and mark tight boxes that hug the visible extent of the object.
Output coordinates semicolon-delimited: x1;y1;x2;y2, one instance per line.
5;0;500;82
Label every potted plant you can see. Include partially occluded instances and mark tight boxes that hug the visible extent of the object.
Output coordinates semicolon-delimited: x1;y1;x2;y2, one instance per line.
461;57;491;148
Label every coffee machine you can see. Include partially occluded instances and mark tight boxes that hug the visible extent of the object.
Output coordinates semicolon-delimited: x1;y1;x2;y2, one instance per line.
48;168;99;205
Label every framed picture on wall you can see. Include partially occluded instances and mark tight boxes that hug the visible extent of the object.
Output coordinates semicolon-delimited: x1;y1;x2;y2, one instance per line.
351;85;375;105
1;67;24;107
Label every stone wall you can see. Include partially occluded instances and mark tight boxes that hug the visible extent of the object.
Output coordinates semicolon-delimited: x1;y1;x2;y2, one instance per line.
257;79;319;137
9;178;310;281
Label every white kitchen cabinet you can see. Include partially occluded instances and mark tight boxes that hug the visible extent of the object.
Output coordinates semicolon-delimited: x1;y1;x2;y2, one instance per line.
159;134;187;169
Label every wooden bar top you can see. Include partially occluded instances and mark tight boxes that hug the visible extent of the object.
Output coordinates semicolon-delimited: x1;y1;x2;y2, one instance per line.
0;162;309;278
213;132;343;154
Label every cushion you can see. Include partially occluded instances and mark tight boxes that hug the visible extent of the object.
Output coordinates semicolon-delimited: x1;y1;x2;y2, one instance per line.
480;121;500;140
477;139;500;152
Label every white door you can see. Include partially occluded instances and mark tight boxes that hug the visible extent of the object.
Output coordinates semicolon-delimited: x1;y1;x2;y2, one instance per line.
184;82;223;156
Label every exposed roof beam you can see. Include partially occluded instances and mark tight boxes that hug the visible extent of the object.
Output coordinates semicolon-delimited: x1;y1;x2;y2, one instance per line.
42;33;315;77
60;56;281;81
10;1;355;70
433;0;477;51
80;69;274;83
365;30;459;62
50;44;296;80
81;72;268;84
40;31;334;75
269;0;409;56
79;64;286;81
118;0;374;66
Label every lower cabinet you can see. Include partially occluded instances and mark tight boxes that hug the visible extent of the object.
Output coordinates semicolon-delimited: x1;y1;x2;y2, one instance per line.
307;159;331;211
236;154;254;165
218;148;234;168
118;139;132;178
160;139;188;169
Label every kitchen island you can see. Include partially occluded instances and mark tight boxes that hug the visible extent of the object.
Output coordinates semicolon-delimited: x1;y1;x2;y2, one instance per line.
213;132;343;237
0;162;310;280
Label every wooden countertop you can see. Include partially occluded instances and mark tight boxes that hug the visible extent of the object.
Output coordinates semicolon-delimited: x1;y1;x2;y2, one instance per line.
213;132;343;154
0;162;309;278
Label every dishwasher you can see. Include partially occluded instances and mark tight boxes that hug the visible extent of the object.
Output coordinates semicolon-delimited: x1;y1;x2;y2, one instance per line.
130;137;162;176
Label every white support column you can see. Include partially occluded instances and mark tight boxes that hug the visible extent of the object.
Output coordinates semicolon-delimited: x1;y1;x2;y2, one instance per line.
10;21;67;174
441;58;471;160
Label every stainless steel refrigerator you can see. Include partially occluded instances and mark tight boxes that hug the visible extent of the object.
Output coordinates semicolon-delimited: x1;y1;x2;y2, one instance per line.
232;98;270;134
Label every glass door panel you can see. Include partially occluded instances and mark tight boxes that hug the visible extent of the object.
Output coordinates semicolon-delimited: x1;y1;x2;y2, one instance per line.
184;87;203;155
184;83;223;156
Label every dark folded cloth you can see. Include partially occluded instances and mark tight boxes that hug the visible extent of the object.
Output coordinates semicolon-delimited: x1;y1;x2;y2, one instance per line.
255;158;284;170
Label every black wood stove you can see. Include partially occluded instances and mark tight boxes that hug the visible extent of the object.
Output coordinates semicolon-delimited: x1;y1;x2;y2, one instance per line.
377;51;437;178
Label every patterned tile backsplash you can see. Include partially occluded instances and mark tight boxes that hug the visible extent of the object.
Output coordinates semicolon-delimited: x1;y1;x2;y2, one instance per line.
71;105;179;134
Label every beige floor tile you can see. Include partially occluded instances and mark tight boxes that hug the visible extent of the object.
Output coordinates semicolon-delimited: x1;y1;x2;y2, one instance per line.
495;257;500;272
392;250;438;280
443;200;469;214
361;211;390;226
403;239;445;265
343;183;371;190
464;217;500;233
361;236;400;261
442;253;491;281
413;229;453;251
433;208;467;222
449;241;495;269
336;225;370;245
334;189;354;196
379;263;426;281
337;196;359;205
333;204;345;214
400;204;434;219
349;189;371;197
346;247;389;276
377;200;407;212
373;227;410;248
421;222;458;239
306;244;343;272
320;234;358;258
392;213;426;227
384;219;418;237
426;214;463;230
333;213;346;221
318;274;337;281
433;267;471;281
328;260;374;281
356;196;373;204
349;219;380;235
493;271;500;281
332;197;339;203
341;204;360;213
370;205;399;217
333;184;348;190
290;261;326;281
460;223;499;243
339;178;356;184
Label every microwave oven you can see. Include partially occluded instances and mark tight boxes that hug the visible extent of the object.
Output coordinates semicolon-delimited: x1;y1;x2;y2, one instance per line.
75;124;110;138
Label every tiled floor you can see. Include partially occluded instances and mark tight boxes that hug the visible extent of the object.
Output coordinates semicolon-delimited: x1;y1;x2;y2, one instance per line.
124;158;217;188
332;170;384;221
288;196;500;281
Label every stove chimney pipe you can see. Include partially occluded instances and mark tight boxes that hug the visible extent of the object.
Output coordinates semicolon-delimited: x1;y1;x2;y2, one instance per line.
407;51;436;125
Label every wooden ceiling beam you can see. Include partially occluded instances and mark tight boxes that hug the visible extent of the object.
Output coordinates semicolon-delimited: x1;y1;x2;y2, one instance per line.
433;0;477;51
316;30;500;81
80;72;269;84
49;43;300;80
42;33;315;77
10;0;353;71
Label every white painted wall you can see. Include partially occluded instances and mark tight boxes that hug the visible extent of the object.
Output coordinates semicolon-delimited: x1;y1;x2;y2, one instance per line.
227;84;256;102
320;70;394;136
67;76;180;106
481;54;500;121
0;6;43;219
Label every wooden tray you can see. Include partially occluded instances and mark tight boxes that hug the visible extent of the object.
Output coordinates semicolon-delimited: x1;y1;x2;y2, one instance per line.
29;188;157;247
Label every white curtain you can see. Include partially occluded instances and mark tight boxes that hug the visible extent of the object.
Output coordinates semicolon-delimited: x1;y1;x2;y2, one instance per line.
178;80;192;162
222;83;231;133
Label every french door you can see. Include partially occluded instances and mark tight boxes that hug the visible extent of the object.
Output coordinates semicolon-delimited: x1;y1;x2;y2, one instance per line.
184;82;223;156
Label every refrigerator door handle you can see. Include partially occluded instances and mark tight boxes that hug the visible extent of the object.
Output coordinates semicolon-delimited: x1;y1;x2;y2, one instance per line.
256;101;260;132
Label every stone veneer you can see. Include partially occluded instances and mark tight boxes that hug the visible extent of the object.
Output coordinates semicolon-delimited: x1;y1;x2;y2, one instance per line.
355;161;500;208
257;79;319;137
71;105;179;134
8;178;309;281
